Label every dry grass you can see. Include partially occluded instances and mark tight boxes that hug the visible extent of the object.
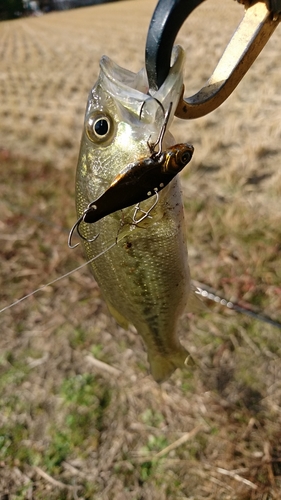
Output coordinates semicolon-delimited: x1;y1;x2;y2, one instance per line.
1;1;281;498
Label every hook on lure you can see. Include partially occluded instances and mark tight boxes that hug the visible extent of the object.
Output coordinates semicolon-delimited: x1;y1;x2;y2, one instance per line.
68;193;159;249
68;101;194;248
149;102;171;158
132;189;159;224
68;215;99;249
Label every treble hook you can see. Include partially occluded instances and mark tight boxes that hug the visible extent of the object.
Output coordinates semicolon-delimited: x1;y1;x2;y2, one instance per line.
145;0;281;118
133;189;159;224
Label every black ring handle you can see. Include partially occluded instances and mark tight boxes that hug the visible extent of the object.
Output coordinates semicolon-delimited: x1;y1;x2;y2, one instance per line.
145;0;206;90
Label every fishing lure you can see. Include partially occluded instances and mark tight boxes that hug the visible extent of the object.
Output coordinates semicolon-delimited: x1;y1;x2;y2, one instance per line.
68;102;193;248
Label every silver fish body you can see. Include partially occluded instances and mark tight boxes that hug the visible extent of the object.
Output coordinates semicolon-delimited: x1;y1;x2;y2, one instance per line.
75;46;192;382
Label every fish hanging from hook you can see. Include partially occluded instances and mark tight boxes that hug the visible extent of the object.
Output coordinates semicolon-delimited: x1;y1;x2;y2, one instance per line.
73;46;196;382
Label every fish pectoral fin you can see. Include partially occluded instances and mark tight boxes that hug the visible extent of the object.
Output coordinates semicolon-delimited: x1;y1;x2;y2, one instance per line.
105;300;130;330
148;345;193;383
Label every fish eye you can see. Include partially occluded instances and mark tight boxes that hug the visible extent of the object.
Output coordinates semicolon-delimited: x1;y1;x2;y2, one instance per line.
86;113;114;143
94;118;109;137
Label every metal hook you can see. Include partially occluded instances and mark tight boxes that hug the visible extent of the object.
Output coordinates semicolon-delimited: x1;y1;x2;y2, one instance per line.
68;212;99;249
150;102;172;157
132;189;159;224
68;215;84;249
139;96;168;154
145;0;281;118
139;96;165;121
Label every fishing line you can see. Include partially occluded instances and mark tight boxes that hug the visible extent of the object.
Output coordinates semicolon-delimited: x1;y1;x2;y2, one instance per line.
195;284;281;330
0;199;155;315
1;200;281;330
0;241;116;314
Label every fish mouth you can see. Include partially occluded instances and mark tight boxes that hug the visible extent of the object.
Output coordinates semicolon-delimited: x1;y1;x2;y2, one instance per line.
99;45;186;122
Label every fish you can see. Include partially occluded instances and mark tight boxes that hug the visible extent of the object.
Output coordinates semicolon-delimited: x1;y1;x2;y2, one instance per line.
75;45;194;382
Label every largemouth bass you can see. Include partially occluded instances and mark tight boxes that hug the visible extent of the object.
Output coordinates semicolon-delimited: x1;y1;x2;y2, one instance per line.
75;46;193;382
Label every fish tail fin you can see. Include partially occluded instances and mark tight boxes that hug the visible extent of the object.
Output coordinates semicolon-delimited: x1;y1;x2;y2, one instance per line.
148;346;193;383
